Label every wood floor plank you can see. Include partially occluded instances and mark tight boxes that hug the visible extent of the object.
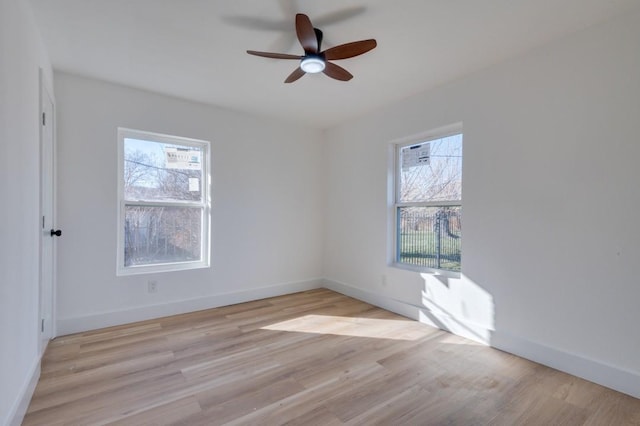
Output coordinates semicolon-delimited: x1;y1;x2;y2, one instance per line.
23;289;640;425
223;362;388;426
107;396;203;426
191;377;307;425
29;350;176;403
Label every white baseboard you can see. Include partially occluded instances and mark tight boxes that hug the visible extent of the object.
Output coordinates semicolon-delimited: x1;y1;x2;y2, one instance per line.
56;278;323;336
491;330;640;399
322;278;492;344
323;278;421;319
323;278;640;399
5;358;40;426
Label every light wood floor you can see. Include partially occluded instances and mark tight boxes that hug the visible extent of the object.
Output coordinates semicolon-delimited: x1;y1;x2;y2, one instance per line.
24;289;640;425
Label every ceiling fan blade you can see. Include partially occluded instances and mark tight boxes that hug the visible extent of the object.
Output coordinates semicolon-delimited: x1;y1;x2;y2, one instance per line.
323;62;353;81
246;50;302;60
285;67;306;83
323;39;377;61
222;16;288;32
314;6;367;27
295;13;318;53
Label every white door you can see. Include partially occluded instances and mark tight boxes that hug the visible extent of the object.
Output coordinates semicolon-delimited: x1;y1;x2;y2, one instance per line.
40;75;56;354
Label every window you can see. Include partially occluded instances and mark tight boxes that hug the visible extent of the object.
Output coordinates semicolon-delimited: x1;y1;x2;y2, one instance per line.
395;131;462;272
117;128;210;275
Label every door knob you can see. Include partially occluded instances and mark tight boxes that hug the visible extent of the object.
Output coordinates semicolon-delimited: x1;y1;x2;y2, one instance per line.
50;229;62;237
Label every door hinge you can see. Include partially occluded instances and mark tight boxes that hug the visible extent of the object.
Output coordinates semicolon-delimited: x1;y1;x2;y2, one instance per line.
42;216;45;229
42;112;46;126
41;319;45;332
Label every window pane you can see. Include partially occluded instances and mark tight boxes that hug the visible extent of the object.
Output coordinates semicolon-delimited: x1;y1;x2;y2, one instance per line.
124;205;202;266
124;138;203;202
399;134;462;203
397;206;461;272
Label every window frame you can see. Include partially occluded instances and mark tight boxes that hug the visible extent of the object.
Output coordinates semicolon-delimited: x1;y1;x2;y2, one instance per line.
116;128;211;276
392;124;463;276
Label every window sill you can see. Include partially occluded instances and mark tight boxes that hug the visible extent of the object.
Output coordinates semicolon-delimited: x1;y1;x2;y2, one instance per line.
117;260;210;276
391;262;461;279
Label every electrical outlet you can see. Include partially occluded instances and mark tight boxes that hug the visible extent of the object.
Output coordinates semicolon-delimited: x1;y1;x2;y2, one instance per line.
148;280;158;293
381;274;387;287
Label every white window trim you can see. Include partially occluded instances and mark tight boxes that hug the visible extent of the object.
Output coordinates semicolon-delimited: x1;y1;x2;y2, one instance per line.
116;128;211;276
390;123;463;277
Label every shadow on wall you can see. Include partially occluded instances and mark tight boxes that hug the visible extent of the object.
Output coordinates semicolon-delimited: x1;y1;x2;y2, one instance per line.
418;272;495;345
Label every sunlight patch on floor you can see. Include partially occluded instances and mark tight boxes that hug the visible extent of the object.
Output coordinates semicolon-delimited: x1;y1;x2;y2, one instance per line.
262;314;435;341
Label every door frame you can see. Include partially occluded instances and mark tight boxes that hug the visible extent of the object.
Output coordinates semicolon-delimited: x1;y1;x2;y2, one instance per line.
39;68;57;353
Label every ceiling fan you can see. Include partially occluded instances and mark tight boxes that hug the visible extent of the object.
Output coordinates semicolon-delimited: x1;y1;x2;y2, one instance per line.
246;13;377;83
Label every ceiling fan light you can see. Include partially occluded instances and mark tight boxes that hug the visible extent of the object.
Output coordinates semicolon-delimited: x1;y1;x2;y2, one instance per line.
300;57;326;73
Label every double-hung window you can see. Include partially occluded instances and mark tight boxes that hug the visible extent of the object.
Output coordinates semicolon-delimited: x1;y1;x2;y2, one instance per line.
117;128;210;275
395;131;463;272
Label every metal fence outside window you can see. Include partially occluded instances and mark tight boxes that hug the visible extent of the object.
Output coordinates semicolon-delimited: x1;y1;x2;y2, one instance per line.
397;206;461;271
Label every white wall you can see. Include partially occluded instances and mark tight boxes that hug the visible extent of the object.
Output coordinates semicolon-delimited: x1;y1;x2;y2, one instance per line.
0;0;53;424
323;11;640;397
54;73;324;334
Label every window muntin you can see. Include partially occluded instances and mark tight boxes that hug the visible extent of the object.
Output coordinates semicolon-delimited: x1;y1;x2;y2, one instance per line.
117;128;210;275
395;132;462;272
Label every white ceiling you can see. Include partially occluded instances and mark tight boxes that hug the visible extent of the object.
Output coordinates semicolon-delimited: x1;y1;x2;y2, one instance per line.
29;0;640;129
